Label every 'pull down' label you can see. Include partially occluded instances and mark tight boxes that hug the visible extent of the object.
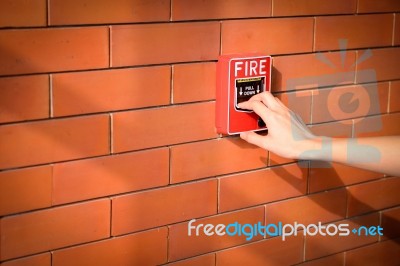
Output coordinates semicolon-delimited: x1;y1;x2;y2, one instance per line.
235;77;265;111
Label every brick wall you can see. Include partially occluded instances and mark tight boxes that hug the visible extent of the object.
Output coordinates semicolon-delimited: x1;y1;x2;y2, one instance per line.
1;0;400;265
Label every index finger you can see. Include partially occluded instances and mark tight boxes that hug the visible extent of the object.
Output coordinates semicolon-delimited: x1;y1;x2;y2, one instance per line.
248;91;281;111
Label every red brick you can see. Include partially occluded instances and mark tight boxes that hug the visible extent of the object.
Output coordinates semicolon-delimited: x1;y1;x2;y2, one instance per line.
268;152;296;166
381;207;400;239
347;177;400;217
168;254;215;266
0;28;109;76
275;89;312;124
0;166;52;216
219;164;307;212
299;253;344;266
345;240;400;266
356;48;400;83
169;207;264;261
315;14;393;51
273;0;356;16
112;180;217;235
53;148;169;205
312;83;389;124
389;81;400;113
1;253;50;266
395;14;400;45
266;189;347;225
53;66;170;116
172;0;271;20
111;22;220;67
0;199;110;260
272;51;356;92
173;63;216;103
305;213;379;260
49;0;170;25
52;228;168;266
0;115;109;170
112;102;216;153
221;17;313;55
358;0;400;13
170;138;267;183
0;75;48;124
216;235;304;266
354;113;400;137
0;0;46;27
309;162;383;193
310;121;353;138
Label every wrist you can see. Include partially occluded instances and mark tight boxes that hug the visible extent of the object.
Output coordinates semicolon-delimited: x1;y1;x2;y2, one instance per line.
298;136;332;161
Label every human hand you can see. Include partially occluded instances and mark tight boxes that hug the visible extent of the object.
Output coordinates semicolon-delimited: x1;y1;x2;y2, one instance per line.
238;91;320;159
238;92;400;175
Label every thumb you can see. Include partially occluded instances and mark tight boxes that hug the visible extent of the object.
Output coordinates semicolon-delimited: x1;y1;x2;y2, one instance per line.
240;131;268;150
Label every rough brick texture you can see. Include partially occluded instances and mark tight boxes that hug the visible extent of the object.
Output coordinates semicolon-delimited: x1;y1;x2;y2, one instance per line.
0;1;399;265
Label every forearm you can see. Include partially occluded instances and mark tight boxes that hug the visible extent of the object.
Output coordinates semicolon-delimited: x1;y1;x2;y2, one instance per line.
302;136;400;176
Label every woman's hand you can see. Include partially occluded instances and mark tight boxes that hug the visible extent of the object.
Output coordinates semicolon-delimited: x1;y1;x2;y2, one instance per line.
239;91;400;176
238;91;320;159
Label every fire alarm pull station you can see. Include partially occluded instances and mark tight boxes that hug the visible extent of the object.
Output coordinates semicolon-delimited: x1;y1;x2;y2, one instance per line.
216;54;272;135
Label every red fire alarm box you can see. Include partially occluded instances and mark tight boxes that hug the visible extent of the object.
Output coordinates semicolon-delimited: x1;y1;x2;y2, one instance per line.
216;54;272;135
